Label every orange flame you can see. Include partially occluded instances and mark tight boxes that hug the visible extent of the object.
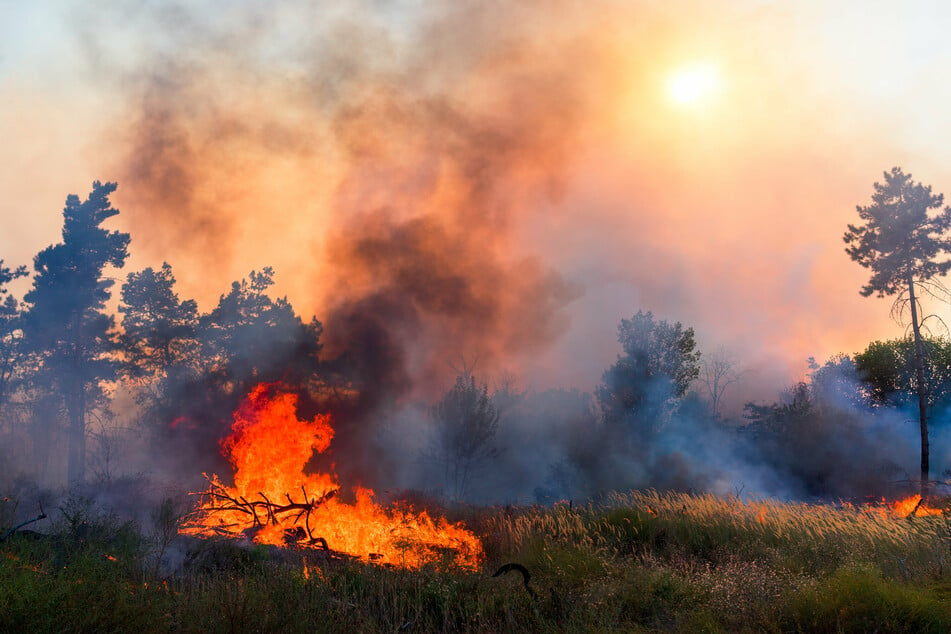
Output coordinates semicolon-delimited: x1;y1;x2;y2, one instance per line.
849;494;945;518
180;383;483;569
888;494;943;518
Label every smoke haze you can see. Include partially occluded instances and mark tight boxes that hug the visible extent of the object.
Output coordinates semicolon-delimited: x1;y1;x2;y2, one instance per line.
4;2;943;397
6;1;951;502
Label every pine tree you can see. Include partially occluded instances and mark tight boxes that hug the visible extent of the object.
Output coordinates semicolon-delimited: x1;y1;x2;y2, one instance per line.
844;167;951;492
430;373;500;500
23;182;130;486
118;262;200;430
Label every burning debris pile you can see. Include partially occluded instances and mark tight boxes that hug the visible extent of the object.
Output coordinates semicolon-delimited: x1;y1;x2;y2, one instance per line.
180;383;483;569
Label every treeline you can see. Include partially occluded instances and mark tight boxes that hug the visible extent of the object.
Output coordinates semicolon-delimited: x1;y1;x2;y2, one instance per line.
409;166;951;503
2;180;950;503
0;182;323;488
475;318;951;503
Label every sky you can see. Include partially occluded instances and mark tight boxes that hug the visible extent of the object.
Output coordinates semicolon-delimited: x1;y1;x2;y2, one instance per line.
3;0;951;412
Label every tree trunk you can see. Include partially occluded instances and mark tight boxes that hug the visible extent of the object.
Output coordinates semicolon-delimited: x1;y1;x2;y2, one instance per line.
67;379;85;487
67;311;85;487
907;276;930;497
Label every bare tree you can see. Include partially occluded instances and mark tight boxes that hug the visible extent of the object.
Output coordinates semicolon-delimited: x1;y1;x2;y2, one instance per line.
492;370;525;417
697;346;742;420
429;372;500;500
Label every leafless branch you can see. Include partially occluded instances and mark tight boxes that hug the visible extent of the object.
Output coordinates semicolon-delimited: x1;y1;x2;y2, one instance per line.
185;476;338;547
891;279;951;336
0;503;47;542
448;355;480;380
492;562;537;601
698;346;744;419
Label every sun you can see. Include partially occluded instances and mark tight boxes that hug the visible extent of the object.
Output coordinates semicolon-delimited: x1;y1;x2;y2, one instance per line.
666;62;721;108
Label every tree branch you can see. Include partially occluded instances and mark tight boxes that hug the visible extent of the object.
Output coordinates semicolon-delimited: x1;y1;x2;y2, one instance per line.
185;476;338;547
0;503;47;543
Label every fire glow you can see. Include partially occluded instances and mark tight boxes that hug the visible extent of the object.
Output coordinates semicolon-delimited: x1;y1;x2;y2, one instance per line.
877;494;943;518
839;494;945;519
180;383;483;569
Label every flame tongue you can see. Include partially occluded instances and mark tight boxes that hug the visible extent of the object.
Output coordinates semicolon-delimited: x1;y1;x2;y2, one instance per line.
181;383;483;569
889;494;943;517
227;385;337;502
853;494;946;518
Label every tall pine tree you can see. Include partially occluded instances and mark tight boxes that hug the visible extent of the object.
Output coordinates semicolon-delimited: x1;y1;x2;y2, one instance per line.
24;182;130;486
844;167;951;493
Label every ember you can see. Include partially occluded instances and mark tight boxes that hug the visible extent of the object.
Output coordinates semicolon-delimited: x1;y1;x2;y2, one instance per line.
180;383;483;569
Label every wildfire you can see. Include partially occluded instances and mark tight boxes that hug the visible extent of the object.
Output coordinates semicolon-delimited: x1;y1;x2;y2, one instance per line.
180;383;483;569
847;494;945;519
888;494;943;518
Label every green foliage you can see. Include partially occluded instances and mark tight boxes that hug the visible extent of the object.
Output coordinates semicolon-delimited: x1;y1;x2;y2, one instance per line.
0;260;27;409
24;181;130;363
856;339;907;404
114;264;325;477
119;262;199;379
854;336;951;410
844;167;951;298
741;357;907;499
200;267;322;394
21;181;131;486
785;566;951;633
597;310;700;434
117;262;207;449
743;381;814;438
844;167;951;486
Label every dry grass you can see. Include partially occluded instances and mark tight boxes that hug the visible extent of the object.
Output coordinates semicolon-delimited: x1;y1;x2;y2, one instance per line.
5;490;951;632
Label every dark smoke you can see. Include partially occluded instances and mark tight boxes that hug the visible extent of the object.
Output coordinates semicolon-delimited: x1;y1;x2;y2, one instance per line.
95;3;588;487
319;92;582;484
120;75;238;264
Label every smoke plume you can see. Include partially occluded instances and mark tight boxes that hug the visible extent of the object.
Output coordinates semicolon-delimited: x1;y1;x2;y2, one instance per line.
8;1;951;501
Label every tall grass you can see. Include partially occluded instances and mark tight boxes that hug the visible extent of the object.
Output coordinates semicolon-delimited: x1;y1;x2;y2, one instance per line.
4;490;951;632
484;491;951;630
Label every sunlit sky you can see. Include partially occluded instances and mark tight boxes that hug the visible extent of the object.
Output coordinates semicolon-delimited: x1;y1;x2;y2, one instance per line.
3;1;951;410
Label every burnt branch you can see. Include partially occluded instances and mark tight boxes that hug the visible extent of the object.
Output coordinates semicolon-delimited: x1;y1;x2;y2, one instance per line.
185;476;338;547
492;562;537;601
0;503;47;543
909;495;925;519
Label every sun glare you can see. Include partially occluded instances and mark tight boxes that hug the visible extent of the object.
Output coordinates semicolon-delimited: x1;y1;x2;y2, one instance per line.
666;62;721;107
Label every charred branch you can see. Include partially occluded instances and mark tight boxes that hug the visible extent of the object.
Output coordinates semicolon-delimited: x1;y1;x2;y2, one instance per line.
0;504;47;543
492;562;537;601
186;477;338;547
909;495;925;518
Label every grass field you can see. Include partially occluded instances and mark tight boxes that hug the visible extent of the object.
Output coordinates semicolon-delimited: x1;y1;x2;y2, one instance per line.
4;490;951;632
